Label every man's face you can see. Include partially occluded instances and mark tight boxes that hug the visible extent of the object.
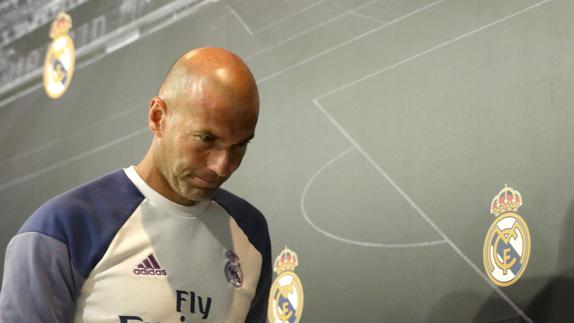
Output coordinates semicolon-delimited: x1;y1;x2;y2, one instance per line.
156;88;258;204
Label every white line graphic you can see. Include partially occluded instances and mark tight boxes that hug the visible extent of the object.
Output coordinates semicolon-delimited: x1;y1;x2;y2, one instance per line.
227;5;254;36
310;2;555;320
0;127;148;191
253;0;329;34
313;100;533;322
246;0;380;61
256;0;445;84
317;0;554;101
0;104;142;167
301;146;447;248
350;11;384;24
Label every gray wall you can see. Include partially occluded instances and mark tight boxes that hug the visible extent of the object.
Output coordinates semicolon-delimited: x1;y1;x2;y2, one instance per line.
1;0;574;321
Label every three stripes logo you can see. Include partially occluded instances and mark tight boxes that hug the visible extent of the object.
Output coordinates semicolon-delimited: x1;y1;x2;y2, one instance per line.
133;253;167;276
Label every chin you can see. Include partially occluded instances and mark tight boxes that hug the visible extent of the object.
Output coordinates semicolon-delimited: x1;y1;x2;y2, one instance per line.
181;188;216;202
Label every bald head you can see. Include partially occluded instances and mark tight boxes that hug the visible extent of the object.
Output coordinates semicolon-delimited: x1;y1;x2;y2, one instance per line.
158;47;259;115
139;48;260;205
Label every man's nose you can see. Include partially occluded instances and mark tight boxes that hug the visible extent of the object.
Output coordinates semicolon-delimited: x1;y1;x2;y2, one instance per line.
208;149;234;178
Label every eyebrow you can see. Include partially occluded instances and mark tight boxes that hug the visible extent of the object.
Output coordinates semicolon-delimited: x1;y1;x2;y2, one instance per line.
235;134;255;146
194;131;254;145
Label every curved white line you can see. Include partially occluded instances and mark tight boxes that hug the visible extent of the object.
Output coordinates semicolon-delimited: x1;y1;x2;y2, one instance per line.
300;147;447;248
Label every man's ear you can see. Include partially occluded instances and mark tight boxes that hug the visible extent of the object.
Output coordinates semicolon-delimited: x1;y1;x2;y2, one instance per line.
148;96;167;137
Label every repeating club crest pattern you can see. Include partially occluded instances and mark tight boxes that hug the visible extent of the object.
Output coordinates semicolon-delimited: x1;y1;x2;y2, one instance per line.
225;250;243;288
43;12;75;99
268;246;304;323
483;185;531;287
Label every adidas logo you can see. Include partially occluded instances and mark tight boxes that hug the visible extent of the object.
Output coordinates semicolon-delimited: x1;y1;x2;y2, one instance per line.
133;253;167;276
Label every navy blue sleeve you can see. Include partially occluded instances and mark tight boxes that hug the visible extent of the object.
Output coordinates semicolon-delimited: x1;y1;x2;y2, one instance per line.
18;170;145;278
0;170;144;322
245;231;272;323
0;233;82;323
213;189;272;323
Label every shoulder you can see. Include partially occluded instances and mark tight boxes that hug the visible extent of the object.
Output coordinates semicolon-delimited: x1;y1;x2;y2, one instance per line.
18;169;145;277
20;169;144;236
213;188;267;227
213;188;270;252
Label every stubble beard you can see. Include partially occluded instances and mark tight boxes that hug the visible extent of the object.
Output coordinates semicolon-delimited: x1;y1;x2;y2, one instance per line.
156;145;199;204
164;162;217;204
172;171;210;203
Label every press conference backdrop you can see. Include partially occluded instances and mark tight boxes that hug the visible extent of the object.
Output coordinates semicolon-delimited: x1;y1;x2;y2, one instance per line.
1;0;574;321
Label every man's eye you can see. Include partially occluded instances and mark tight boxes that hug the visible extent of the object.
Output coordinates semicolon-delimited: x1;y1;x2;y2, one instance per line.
197;134;214;143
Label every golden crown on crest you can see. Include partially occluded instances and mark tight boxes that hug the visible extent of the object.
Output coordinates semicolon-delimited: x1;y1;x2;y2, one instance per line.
274;246;299;274
50;12;72;39
490;184;522;216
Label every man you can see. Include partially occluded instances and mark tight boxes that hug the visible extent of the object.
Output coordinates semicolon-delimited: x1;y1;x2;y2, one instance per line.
0;47;271;322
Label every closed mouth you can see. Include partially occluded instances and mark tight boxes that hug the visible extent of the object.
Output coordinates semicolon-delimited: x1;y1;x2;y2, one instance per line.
193;176;219;189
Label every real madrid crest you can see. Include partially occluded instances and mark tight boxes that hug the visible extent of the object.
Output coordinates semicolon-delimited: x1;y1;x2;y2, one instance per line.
43;12;75;99
483;185;531;287
225;250;243;288
268;246;304;323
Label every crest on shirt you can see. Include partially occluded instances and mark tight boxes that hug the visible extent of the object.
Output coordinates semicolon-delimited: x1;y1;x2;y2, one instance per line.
483;185;532;287
43;12;75;99
268;246;304;323
225;250;243;288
